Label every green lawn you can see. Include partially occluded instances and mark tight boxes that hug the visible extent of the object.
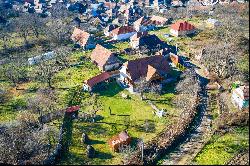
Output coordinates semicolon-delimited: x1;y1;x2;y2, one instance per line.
59;82;174;165
194;127;249;165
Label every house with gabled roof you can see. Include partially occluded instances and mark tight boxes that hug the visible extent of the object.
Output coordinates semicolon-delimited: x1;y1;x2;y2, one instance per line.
109;26;136;40
83;72;111;92
170;21;196;37
71;27;96;50
117;55;172;93
83;71;120;92
150;15;167;27
130;33;163;51
133;16;155;32
90;44;121;71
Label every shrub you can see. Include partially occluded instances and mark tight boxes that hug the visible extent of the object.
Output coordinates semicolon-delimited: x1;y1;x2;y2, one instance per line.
9;97;27;110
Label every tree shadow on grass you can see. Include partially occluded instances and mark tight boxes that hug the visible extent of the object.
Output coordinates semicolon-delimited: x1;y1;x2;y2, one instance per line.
76;123;109;136
95;151;114;160
96;81;123;97
89;139;106;145
60;152;85;165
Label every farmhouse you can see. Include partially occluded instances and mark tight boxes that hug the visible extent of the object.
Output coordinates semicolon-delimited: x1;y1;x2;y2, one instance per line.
108;131;131;152
71;27;96;50
170;21;196;37
231;84;249;110
90;44;121;71
133;16;155;32
109;26;136;40
117;55;171;93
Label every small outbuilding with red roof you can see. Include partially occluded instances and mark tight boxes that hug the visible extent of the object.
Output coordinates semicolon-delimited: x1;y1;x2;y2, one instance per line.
170;21;196;37
83;71;120;92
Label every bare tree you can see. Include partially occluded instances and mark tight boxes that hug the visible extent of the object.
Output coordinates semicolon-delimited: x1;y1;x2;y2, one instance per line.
176;69;200;95
45;18;72;45
1;58;28;88
0;112;58;165
32;47;71;88
28;88;60;124
0;24;11;51
11;13;33;46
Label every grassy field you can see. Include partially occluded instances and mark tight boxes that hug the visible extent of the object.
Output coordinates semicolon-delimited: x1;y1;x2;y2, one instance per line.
59;82;175;165
194;127;249;165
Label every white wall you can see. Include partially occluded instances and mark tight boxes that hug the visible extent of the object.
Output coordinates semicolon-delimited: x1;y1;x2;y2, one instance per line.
113;32;136;40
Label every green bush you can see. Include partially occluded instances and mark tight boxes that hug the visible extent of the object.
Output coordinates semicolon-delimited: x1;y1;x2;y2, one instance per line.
26;83;39;93
9;97;27;110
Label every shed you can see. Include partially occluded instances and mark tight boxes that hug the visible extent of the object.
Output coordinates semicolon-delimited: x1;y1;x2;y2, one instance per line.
108;131;131;152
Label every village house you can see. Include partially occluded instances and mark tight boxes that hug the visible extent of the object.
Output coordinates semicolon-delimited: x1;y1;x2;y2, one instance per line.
231;83;249;110
117;55;171;93
109;26;137;40
170;21;196;37
133;16;155;32
150;15;167;27
83;71;120;92
71;27;96;50
108;131;131;152
90;44;121;71
104;24;119;36
130;33;163;51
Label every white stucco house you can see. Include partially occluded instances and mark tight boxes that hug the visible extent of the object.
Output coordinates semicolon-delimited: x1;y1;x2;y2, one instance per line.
231;85;249;110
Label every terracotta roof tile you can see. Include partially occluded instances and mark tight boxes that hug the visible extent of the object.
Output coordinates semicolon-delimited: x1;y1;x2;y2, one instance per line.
126;55;171;82
170;21;195;31
90;44;119;69
110;26;136;36
85;72;111;88
71;27;90;47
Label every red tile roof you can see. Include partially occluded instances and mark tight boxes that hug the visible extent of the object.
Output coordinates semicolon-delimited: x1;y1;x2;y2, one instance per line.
110;26;136;36
108;131;131;152
125;55;171;82
66;105;80;113
71;27;90;47
85;72;111;88
170;21;195;31
90;44;119;69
